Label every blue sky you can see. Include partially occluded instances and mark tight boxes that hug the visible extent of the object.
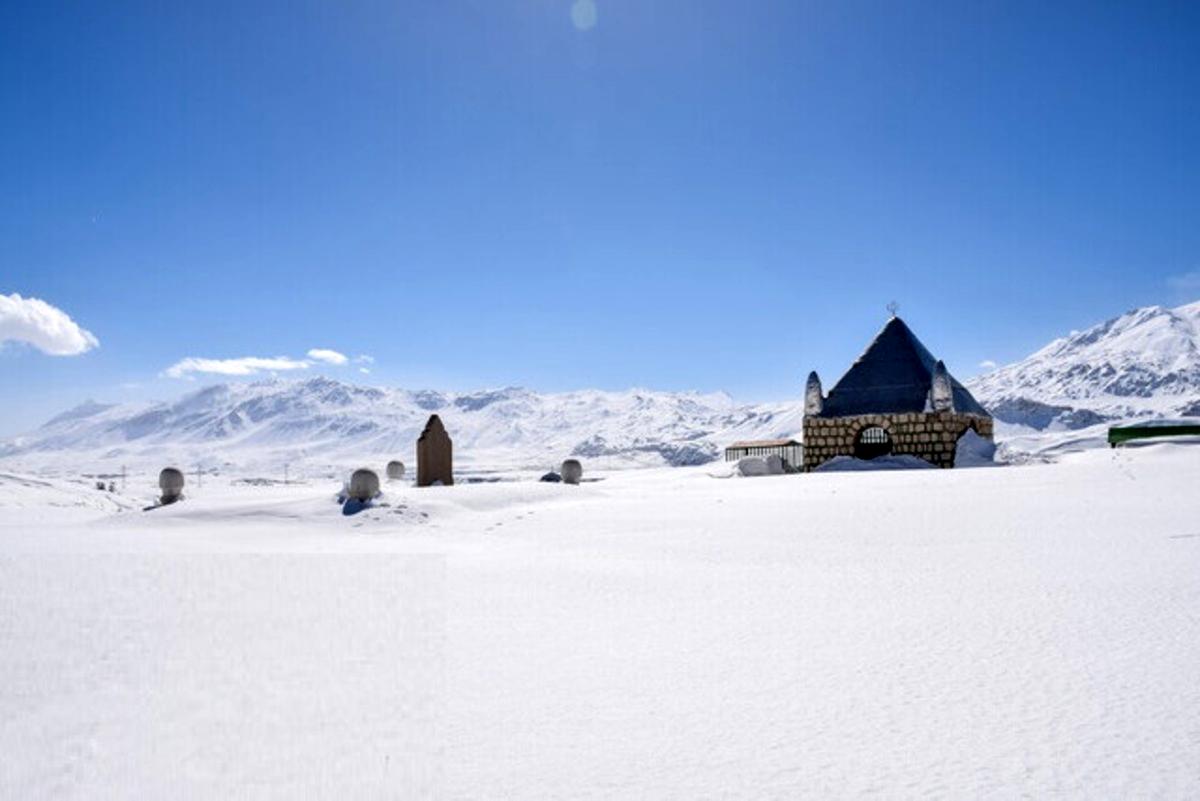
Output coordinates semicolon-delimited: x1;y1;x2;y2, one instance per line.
2;0;1198;435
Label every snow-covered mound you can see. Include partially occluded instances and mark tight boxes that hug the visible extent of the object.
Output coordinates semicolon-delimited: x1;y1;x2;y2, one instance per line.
0;471;138;522
813;454;936;472
953;428;997;467
0;377;805;474
968;300;1200;430
735;454;788;476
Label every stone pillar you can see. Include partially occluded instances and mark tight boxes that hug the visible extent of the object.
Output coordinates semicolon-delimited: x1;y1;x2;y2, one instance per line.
804;371;824;415
417;414;454;487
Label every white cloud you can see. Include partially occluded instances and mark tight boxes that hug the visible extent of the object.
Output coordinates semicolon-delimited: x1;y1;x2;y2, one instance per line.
978;359;998;371
359;367;371;375
354;354;375;365
0;293;99;356
164;356;311;379
307;348;349;365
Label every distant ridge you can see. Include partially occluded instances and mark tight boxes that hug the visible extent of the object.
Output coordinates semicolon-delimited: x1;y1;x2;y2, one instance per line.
968;300;1200;430
6;300;1199;470
0;378;805;472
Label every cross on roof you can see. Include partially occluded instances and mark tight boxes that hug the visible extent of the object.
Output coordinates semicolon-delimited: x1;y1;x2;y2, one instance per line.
887;301;899;318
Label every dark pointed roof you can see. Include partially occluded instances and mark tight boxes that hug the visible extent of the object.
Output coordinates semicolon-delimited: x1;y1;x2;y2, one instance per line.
817;317;989;417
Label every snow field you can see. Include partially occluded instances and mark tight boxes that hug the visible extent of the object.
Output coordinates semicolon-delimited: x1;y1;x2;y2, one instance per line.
1;444;1198;797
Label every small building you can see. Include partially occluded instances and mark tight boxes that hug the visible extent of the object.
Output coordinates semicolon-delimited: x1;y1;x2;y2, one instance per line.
803;315;993;470
724;439;804;470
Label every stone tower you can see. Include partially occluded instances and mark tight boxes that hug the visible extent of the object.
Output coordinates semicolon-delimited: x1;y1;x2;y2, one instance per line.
416;414;453;487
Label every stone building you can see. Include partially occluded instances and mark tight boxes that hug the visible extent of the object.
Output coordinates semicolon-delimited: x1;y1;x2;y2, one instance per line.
802;316;993;470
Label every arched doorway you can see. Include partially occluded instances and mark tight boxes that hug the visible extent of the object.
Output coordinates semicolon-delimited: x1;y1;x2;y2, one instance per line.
854;426;892;460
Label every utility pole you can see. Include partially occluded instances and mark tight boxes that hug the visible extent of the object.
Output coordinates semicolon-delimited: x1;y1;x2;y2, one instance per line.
196;463;202;489
284;462;289;485
121;464;127;491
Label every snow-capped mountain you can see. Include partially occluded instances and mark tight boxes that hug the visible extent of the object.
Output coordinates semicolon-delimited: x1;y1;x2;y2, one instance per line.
0;377;805;474
968;300;1200;430
8;300;1197;473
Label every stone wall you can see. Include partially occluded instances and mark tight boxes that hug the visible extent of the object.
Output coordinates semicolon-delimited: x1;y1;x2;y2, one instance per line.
802;411;994;471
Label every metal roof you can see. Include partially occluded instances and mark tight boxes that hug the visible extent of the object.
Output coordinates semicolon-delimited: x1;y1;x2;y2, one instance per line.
818;317;990;417
726;439;801;449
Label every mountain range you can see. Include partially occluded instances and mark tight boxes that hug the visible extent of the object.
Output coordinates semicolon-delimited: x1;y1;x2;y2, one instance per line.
966;300;1200;430
3;300;1197;473
0;379;805;474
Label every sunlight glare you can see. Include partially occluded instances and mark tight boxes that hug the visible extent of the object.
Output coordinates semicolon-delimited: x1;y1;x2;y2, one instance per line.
570;0;597;31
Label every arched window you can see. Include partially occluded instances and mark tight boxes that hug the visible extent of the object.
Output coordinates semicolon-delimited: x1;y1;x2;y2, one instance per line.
854;426;892;460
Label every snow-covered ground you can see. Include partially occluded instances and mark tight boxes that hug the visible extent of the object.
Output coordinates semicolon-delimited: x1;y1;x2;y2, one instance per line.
2;444;1199;797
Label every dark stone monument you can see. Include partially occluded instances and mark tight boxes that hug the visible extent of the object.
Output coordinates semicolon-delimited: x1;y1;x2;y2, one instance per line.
417;414;453;487
159;467;185;505
561;459;583;485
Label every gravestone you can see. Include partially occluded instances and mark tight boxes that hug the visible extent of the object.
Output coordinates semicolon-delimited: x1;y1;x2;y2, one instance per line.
417;414;453;487
348;468;380;501
560;459;583;485
386;460;406;481
159;467;185;505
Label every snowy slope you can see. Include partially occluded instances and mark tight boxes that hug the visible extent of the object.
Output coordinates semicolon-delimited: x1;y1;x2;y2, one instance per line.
2;445;1198;797
968;300;1200;429
0;377;805;473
